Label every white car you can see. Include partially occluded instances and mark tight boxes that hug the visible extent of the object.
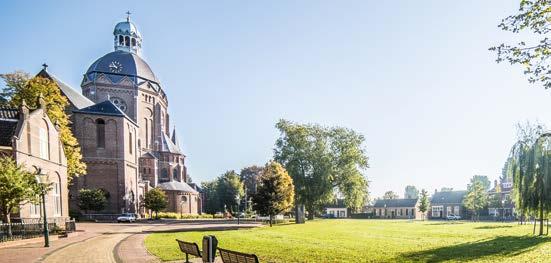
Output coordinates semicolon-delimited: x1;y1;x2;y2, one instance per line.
446;214;461;220
117;213;136;223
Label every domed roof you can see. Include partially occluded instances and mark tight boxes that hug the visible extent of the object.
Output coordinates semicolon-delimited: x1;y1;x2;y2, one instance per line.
113;21;142;39
85;50;159;85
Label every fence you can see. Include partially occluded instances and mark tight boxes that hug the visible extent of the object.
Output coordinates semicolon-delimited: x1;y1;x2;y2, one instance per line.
0;219;76;243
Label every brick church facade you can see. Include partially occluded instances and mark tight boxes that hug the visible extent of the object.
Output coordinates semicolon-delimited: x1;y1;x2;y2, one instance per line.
38;15;200;216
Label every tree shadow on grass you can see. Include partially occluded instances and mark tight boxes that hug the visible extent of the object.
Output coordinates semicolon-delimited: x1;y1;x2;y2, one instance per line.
396;236;550;262
425;222;464;226
474;225;513;230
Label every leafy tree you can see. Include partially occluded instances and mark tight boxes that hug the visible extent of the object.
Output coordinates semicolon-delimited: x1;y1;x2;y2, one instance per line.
0;72;86;179
463;180;488;221
201;180;221;214
0;156;41;236
418;189;430;221
143;187;168;219
253;161;295;227
404;185;419;199
240;165;263;197
383;191;399;200
216;170;245;215
274;119;369;220
77;188;107;214
490;1;551;89
470;175;491;191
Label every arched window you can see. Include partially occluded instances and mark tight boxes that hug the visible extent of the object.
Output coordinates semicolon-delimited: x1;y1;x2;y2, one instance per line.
39;125;49;159
128;131;133;154
53;174;62;216
161;168;168;181
181;195;187;203
125;36;130;47
173;167;179;181
131;38;136;47
96;119;105;148
119;35;124;45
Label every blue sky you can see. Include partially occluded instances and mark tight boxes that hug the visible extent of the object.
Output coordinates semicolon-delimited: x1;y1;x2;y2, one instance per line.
2;1;550;198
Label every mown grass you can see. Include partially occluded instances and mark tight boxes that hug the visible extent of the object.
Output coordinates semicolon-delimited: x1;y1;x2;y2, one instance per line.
144;219;551;262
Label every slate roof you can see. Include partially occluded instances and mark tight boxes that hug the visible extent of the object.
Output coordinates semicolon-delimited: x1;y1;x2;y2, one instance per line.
0;107;19;147
74;100;125;117
161;132;183;154
430;190;467;205
373;198;418;208
85;51;160;86
37;69;94;110
158;181;199;194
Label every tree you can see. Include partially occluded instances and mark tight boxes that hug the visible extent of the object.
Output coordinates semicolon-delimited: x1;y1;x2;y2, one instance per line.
240;165;263;197
201;180;221;214
77;188;107;214
253;161;295;227
490;1;551;89
143;188;168;219
418;189;430;221
216;170;245;215
383;191;399;200
463;180;488;221
0;156;41;236
507;124;551;235
470;175;491;191
274;119;369;221
0;72;86;179
404;185;419;199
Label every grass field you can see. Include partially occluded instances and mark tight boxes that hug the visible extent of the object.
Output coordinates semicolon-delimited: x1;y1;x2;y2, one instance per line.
145;220;551;262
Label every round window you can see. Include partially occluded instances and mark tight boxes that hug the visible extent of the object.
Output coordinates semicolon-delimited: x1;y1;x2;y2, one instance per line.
110;97;127;112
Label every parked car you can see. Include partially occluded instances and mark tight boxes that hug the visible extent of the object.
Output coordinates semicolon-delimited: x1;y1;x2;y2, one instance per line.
117;213;136;223
446;214;461;220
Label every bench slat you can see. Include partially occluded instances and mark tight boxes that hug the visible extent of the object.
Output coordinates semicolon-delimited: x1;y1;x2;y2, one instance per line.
218;247;259;263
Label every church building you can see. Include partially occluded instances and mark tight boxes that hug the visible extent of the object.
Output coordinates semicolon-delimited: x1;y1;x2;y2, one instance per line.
39;15;201;217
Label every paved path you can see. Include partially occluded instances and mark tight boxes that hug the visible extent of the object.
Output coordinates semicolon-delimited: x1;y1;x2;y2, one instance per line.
0;221;261;263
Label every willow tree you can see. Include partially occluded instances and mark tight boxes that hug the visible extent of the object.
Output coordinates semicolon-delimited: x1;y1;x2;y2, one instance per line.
510;131;551;235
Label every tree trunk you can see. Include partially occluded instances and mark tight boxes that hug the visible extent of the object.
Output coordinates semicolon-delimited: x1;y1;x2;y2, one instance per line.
269;214;273;227
155;211;159;220
539;200;544;236
4;211;12;238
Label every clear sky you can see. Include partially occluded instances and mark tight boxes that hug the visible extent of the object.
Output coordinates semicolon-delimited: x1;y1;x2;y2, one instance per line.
2;0;550;198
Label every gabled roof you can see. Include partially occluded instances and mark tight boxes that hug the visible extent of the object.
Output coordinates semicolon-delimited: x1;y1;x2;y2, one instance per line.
0;107;19;147
161;132;183;154
430;190;467;205
158;181;198;194
373;198;418;208
37;69;94;110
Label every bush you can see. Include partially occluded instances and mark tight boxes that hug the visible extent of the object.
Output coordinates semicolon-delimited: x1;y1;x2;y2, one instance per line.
156;212;215;219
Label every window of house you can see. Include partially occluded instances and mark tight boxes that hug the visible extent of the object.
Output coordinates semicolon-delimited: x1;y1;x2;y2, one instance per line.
53;181;61;216
30;200;40;217
454;206;460;215
131;38;136;47
39;127;49;159
446;206;452;216
432;206;443;217
161;168;168;181
96;119;105;148
406;209;409;216
119;35;124;45
125;36;130;46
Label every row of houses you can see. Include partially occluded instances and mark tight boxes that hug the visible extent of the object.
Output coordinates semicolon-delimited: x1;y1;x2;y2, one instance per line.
325;176;515;219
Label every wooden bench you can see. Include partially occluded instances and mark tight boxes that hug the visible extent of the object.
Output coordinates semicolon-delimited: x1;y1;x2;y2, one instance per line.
218;247;259;263
176;239;202;263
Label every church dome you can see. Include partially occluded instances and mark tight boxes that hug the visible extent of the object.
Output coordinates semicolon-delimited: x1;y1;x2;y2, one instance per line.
85;50;160;85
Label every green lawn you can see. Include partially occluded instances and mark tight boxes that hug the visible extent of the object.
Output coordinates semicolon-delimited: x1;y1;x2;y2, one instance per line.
145;220;551;262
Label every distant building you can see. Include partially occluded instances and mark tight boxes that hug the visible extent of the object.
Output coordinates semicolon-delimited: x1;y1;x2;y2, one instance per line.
324;199;349;218
429;190;467;219
371;199;422;219
0;103;69;223
488;178;515;218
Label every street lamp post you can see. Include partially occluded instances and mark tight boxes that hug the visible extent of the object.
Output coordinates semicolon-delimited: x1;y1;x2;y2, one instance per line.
235;195;241;226
35;171;50;247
